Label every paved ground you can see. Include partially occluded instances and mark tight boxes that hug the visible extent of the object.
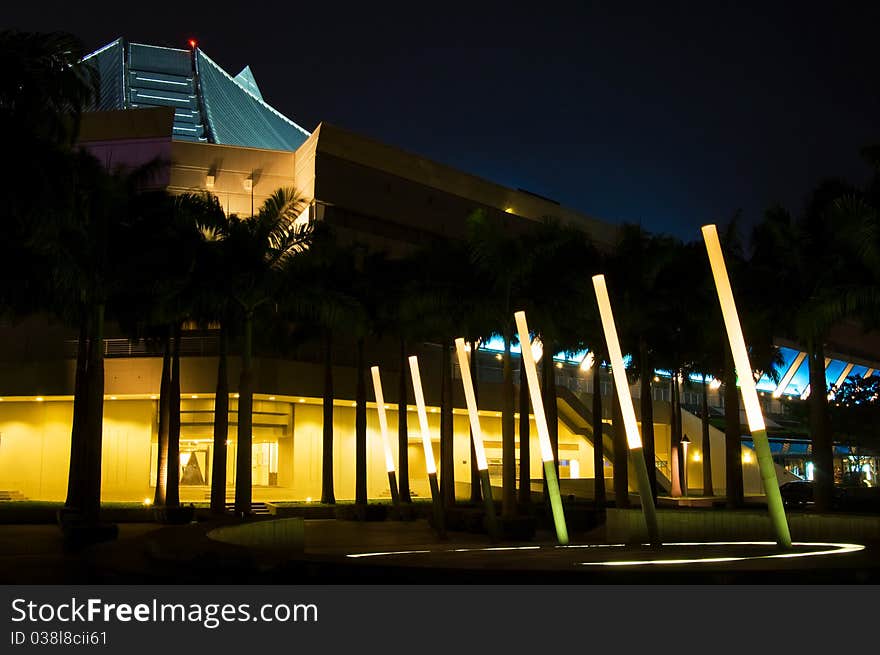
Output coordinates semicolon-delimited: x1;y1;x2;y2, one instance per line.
1;519;878;584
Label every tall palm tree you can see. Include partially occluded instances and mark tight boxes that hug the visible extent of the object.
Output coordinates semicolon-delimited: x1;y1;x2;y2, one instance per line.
751;184;854;511
224;188;311;515
278;224;360;505
466;209;529;520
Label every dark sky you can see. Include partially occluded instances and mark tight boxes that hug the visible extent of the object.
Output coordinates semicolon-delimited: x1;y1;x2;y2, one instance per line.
6;2;879;240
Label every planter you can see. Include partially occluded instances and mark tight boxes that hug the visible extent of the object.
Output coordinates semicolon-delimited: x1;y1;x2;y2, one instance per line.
154;505;196;525
499;516;537;540
334;504;389;521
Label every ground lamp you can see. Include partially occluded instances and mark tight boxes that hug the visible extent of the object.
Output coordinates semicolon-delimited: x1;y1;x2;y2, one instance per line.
701;224;792;548
454;338;500;540
370;366;400;505
591;275;660;545
680;435;690;497
513;311;569;545
408;355;445;537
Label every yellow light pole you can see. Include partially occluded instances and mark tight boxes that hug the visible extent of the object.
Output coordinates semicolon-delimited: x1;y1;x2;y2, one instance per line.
408;355;445;537
701;224;792;548
592;275;660;545
370;366;400;505
513;311;569;545
454;338;500;540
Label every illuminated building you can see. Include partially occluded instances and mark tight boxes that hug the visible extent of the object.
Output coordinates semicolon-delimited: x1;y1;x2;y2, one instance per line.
0;38;877;505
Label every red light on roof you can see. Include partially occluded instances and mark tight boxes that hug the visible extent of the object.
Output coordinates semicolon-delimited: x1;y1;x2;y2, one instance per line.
188;39;197;49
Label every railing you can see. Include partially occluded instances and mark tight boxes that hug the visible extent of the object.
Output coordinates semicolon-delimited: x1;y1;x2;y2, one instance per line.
64;336;220;359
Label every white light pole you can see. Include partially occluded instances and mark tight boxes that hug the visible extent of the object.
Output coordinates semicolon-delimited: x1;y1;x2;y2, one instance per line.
408;355;445;537
592;275;660;545
702;224;791;548
370;366;400;505
514;311;569;545
454;338;499;540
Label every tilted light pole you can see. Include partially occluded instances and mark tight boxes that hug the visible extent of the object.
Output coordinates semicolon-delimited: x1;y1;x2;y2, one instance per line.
701;224;792;548
592;275;660;546
513;311;569;545
370;366;400;506
454;338;500;540
408;355;445;537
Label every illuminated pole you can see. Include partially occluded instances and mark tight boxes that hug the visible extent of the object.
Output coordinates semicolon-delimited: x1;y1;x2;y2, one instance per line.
454;338;500;540
592;275;660;545
408;355;445;537
702;224;792;548
681;435;690;497
513;311;569;545
370;367;400;506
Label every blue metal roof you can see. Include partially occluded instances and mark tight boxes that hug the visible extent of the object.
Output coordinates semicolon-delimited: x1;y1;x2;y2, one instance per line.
83;39;310;151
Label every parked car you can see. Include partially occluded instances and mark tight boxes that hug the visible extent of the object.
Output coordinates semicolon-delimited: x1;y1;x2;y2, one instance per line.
779;480;846;508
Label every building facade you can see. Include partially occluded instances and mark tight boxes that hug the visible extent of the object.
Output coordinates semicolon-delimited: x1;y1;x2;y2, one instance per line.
0;39;876;504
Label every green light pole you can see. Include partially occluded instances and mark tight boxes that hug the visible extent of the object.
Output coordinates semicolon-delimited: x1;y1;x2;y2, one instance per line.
592;275;660;546
514;311;569;545
702;224;792;548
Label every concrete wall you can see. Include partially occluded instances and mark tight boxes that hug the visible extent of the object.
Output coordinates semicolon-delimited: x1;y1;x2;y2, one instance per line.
607;507;880;542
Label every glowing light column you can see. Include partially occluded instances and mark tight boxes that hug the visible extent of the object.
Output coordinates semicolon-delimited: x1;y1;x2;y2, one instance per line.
514;311;569;545
408;355;445;537
702;224;792;548
370;367;400;505
454;338;500;540
592;276;660;545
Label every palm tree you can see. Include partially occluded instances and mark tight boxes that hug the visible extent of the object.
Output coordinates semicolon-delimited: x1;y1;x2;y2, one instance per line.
279;224;360;505
0;30;97;146
466;209;529;520
224;188;311;515
751;184;854;511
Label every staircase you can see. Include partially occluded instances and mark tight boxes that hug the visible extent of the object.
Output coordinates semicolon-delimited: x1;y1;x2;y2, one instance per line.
201;493;271;515
556;387;672;494
0;490;27;501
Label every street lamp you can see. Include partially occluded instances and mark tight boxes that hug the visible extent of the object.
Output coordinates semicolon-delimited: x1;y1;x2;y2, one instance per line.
681;435;691;497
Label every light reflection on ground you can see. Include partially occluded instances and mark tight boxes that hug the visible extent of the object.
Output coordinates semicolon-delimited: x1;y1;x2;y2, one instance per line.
345;541;865;568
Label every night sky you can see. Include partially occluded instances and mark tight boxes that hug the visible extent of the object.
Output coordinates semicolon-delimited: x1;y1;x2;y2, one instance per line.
6;2;878;240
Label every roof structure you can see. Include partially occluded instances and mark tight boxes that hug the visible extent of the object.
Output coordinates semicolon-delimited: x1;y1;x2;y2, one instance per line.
83;38;310;151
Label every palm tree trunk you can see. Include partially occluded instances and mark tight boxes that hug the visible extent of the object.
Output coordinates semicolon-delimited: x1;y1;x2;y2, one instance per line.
724;349;744;507
518;358;531;507
592;358;606;507
440;340;454;506
65;312;90;511
234;312;254;515
669;372;682;497
153;335;171;506
639;339;657;499
469;342;481;504
543;344;559;477
321;330;335;504
166;324;181;508
501;329;516;519
82;303;105;524
702;373;714;496
210;324;229;514
612;386;629;508
397;337;410;503
355;336;368;505
809;340;834;511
